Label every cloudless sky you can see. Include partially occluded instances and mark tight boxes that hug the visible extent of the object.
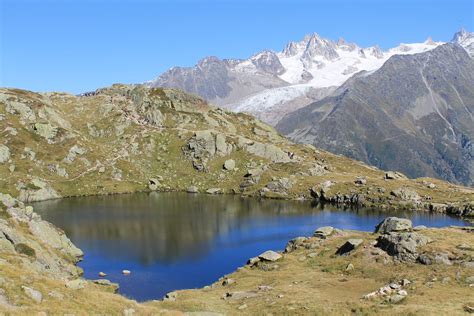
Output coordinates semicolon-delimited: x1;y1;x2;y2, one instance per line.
1;0;473;93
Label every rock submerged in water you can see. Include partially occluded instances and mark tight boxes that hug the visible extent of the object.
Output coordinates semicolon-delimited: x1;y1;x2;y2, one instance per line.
375;217;412;234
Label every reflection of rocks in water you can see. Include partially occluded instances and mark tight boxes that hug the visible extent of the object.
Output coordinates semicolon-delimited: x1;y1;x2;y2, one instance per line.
34;193;319;265
33;193;454;266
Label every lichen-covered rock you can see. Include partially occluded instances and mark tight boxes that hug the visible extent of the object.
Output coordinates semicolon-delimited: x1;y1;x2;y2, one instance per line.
33;122;58;141
64;145;87;164
18;178;60;203
0;145;10;163
258;250;282;262
375;232;431;262
66;279;87;290
375;217;412;234
244;141;291;163
22;286;43;303
265;178;293;194
0;195;83;278
5;99;36;121
186;130;232;171
390;187;420;202
223;159;235;171
314;226;334;239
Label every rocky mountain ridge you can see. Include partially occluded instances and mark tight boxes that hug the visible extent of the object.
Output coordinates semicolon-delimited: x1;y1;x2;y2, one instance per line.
148;29;473;126
277;43;474;186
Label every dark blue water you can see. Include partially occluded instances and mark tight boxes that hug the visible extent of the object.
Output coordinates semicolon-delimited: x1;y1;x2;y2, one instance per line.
34;192;468;301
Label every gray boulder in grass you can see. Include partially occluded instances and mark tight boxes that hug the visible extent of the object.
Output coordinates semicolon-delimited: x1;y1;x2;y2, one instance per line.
375;217;412;234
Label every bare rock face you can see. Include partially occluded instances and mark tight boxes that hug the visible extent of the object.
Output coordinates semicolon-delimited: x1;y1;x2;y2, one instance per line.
250;50;285;75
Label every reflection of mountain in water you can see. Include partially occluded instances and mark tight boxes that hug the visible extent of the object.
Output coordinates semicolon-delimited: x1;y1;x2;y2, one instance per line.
34;193;317;264
34;193;457;265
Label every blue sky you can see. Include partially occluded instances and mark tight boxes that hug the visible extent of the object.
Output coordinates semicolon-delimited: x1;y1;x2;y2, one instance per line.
1;0;473;93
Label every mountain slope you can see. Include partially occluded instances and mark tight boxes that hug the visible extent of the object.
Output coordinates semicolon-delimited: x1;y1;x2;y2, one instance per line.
1;85;473;213
277;43;474;185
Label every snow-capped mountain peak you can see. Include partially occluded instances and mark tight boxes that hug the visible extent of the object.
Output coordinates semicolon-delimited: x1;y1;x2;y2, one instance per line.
452;28;474;57
148;29;473;126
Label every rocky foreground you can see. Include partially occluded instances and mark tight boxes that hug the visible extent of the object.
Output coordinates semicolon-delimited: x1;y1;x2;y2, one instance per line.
0;194;473;315
0;85;473;218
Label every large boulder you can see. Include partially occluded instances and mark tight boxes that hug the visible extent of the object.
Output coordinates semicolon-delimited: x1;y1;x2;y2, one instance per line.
375;217;412;234
375;232;431;262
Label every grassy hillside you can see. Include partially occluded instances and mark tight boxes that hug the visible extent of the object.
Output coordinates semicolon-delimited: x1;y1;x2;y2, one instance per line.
0;85;472;217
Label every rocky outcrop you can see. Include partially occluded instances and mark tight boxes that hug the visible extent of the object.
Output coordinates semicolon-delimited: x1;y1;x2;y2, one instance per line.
185;130;233;171
18;178;61;203
0;194;82;277
241;140;291;163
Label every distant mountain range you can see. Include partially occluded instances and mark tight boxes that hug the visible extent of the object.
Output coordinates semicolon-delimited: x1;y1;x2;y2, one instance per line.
148;29;473;125
277;43;474;185
147;29;474;185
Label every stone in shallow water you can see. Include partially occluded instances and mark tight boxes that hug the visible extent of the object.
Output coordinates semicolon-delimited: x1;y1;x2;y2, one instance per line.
258;250;282;262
